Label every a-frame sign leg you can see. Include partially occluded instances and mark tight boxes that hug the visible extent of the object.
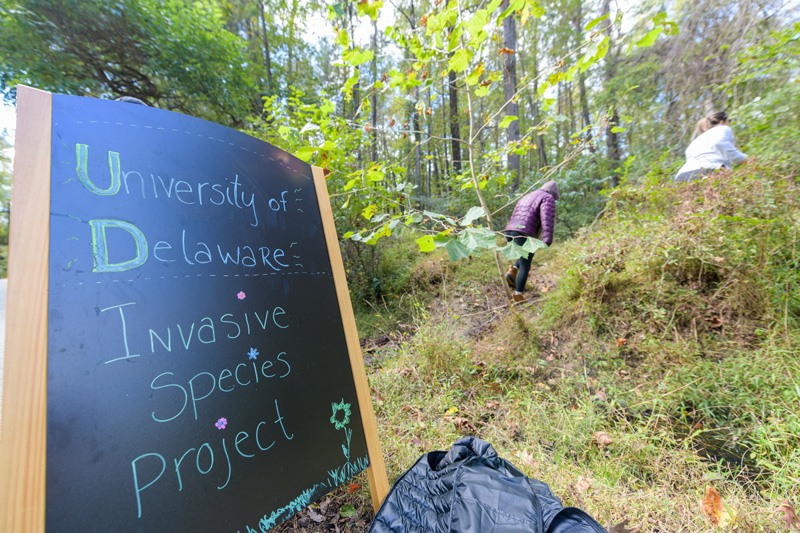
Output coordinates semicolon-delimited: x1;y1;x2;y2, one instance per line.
0;85;52;531
311;165;390;512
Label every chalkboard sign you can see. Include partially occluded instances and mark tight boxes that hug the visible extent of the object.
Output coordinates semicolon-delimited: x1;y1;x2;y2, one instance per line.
0;87;387;532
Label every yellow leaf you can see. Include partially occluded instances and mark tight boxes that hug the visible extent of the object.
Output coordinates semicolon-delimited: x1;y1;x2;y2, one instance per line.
444;407;459;415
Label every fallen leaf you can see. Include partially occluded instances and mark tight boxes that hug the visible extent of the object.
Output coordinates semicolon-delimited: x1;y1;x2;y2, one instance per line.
485;401;500;410
541;285;550;292
575;477;591;494
516;449;538;468
399;368;417;378
592;431;613;448
307;506;325;523
608;518;642;533
705;315;724;328
595;388;607;402
616;338;627;347
777;500;800;529
340;503;357;518
349;484;361;494
700;486;736;527
451;417;477;432
444;407;459;415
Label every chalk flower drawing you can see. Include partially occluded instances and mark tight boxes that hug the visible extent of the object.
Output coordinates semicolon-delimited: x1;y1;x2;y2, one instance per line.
215;417;227;430
237;291;246;300
248;347;259;360
330;399;351;430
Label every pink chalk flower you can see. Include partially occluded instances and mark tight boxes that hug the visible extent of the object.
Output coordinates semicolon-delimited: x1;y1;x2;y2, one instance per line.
215;417;228;430
237;291;246;300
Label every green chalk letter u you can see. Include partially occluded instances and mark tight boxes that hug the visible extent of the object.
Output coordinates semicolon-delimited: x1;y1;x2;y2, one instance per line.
76;143;121;195
90;219;148;273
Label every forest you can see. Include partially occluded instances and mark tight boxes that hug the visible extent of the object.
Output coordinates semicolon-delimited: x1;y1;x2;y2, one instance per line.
1;0;799;530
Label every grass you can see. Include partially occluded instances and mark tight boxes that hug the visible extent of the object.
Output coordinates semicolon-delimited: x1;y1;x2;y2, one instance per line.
277;163;799;532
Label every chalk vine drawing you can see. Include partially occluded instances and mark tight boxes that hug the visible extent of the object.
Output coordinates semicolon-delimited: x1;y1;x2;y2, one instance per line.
238;398;369;532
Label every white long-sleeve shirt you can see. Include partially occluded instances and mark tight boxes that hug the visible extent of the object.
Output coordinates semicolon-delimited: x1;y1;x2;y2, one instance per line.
676;125;747;177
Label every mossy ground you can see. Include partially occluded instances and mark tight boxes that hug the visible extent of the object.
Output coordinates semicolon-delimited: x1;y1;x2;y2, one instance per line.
277;163;799;532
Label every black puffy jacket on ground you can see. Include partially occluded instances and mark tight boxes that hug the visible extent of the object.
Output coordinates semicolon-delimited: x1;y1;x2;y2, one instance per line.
369;437;607;533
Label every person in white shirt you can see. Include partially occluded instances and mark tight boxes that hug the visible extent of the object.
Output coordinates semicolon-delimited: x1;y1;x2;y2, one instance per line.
675;111;747;182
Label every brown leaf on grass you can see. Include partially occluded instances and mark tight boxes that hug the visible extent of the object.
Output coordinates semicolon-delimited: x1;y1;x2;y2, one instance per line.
777;500;800;529
450;417;477;432
592;431;613;448
401;405;423;421
595;388;607;402
574;477;591;494
541;285;550;292
700;486;736;527
348;484;361;494
399;367;418;378
485;400;500;410
616;337;627;347
608;518;642;533
705;315;724;329
516;449;538;469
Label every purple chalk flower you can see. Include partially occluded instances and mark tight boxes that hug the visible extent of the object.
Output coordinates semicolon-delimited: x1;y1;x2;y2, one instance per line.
237;291;246;300
215;417;227;430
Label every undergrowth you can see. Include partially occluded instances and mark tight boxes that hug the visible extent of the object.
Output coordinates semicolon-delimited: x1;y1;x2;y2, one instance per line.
280;162;798;531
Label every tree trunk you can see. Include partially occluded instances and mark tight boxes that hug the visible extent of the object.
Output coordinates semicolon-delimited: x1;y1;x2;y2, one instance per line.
501;0;520;190
602;0;621;186
257;0;273;91
448;66;462;176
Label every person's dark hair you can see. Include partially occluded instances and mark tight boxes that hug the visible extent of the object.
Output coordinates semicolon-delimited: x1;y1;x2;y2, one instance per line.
692;111;729;138
706;111;729;126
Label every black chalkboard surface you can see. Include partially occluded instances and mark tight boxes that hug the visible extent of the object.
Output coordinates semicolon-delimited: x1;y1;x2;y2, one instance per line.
46;95;370;531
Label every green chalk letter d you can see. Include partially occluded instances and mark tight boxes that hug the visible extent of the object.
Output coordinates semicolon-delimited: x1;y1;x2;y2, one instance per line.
90;219;148;273
76;143;121;195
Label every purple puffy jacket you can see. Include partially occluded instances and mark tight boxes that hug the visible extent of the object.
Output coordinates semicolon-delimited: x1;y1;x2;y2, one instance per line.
504;189;556;245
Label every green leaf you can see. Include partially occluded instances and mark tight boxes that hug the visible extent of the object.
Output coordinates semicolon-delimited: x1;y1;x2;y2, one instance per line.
465;8;490;39
343;47;375;66
342;72;360;99
585;13;609;31
475;84;491;97
340;504;357;518
610;126;627;133
499;115;518;129
294;146;317;162
636;27;663;48
416;235;436;252
448;49;471;73
465;63;484;86
445;238;472;261
460;227;498;249
497;0;524;22
461;206;485;226
361;204;377;220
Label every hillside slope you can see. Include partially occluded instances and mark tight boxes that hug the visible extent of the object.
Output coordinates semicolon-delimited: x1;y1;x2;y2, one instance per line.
277;163;799;532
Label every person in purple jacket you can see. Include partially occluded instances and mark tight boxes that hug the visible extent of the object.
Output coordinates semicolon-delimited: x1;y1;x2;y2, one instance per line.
503;180;560;302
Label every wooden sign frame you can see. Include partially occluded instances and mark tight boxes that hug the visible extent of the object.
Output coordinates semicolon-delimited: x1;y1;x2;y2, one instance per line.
0;86;389;531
